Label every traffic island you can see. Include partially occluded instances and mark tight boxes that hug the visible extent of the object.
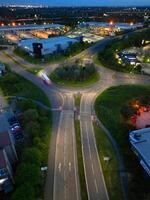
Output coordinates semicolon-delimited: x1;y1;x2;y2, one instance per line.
49;63;100;88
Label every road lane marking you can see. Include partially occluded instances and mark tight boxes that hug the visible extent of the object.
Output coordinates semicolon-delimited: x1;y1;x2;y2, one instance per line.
58;163;61;172
94;179;98;193
69;162;71;171
92;164;94;175
85;122;92;160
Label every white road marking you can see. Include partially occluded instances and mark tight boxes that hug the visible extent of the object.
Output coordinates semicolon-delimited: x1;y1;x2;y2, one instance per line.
92;164;94;175
85;122;92;160
94;179;98;193
58;163;61;172
69;162;71;171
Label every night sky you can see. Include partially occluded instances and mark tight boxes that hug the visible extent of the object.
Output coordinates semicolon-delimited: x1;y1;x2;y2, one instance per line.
1;0;150;6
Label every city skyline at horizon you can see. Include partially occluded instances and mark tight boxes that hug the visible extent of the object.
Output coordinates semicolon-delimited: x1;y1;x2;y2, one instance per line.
1;0;150;7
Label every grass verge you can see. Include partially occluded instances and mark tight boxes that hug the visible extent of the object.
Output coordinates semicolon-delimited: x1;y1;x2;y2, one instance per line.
75;120;88;200
95;84;150;200
0;65;49;106
50;71;100;88
75;94;81;108
93;123;123;200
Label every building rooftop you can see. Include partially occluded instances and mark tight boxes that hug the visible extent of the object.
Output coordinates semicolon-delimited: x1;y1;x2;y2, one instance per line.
80;21;143;30
129;127;150;168
0;150;6;168
0;24;64;32
0;131;11;148
18;36;78;53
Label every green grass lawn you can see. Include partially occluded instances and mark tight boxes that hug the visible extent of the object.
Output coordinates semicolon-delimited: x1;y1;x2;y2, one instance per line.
0;66;50;106
75;94;81;108
94;123;123;200
50;71;100;88
75;120;88;200
95;85;150;200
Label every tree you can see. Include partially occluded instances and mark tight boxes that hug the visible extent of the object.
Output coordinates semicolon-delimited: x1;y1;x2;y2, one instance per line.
22;147;42;166
18;100;37;111
11;183;35;200
24;109;39;122
15;163;41;186
24;121;40;138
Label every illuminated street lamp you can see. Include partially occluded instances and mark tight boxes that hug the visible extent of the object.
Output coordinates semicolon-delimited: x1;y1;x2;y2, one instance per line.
109;21;113;25
12;22;16;26
130;22;134;26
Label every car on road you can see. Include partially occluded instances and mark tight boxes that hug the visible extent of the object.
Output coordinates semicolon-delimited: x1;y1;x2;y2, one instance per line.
40;72;51;86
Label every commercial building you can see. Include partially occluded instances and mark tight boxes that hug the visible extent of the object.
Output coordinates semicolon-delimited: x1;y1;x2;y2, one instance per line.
18;36;79;57
117;52;139;65
129;128;150;176
79;22;143;36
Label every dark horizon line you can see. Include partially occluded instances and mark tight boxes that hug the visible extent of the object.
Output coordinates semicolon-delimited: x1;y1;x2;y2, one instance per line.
0;4;150;8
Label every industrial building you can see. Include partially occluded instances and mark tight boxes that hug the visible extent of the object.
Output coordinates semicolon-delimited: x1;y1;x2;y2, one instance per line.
0;24;65;33
18;36;79;57
129;128;150;176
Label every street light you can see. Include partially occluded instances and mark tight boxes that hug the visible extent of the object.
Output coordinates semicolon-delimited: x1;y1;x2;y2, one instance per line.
109;21;113;25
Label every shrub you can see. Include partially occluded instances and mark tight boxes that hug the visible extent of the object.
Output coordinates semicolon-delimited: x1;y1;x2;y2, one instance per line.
11;183;35;200
22;147;42;166
15;163;41;186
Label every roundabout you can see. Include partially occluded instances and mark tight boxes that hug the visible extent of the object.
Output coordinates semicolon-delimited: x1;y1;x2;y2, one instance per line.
49;62;100;88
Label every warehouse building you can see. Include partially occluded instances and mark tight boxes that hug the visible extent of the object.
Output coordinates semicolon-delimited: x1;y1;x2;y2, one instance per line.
79;21;143;30
129;128;150;176
18;36;79;57
0;24;65;33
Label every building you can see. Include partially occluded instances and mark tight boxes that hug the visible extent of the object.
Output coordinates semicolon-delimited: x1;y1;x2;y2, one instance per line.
117;52;139;66
18;36;79;57
0;24;65;33
0;130;18;193
79;22;143;36
0;149;14;193
0;131;18;165
129;128;150;176
79;21;143;30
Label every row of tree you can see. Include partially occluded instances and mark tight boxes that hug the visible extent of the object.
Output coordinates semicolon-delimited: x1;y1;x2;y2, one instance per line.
11;100;51;200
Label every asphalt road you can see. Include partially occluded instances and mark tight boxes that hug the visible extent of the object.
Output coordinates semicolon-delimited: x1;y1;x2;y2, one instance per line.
53;93;80;200
80;92;109;200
